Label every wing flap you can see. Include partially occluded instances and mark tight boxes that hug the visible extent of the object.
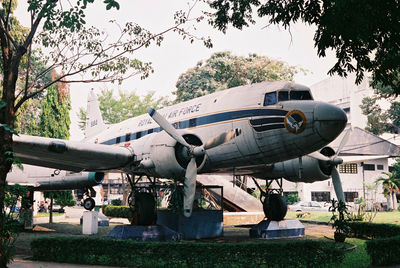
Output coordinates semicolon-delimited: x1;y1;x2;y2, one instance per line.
13;135;134;172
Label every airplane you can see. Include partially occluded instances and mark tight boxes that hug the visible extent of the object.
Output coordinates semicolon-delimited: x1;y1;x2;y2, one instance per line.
12;81;348;222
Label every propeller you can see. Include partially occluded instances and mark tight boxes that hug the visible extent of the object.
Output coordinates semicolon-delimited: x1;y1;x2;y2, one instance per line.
148;108;241;217
309;127;352;203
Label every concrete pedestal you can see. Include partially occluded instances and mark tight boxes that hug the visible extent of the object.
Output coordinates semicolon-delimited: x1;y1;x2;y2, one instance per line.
249;219;305;239
82;211;98;235
108;225;182;241
80;212;109;226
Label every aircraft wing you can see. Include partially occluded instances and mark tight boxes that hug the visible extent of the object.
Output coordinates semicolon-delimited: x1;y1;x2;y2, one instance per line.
341;155;389;164
13;135;134;172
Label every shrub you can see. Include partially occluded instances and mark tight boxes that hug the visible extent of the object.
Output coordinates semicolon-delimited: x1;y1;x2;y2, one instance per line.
348;222;400;239
111;199;122;206
366;235;400;266
285;193;300;205
31;236;347;267
102;205;132;218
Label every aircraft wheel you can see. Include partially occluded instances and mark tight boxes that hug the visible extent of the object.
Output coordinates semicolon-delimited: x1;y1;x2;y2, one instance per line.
130;192;156;226
83;197;96;211
263;194;287;221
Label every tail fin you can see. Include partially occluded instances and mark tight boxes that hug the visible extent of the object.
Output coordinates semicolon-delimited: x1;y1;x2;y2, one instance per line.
84;89;106;139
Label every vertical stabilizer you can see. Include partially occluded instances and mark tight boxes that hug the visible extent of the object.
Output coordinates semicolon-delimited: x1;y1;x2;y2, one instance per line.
84;89;106;139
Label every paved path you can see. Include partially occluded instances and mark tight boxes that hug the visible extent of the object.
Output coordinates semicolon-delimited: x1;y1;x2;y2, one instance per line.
10;258;112;268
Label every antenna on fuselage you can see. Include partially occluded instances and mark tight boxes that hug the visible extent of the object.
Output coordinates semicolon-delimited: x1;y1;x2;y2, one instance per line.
84;88;106;139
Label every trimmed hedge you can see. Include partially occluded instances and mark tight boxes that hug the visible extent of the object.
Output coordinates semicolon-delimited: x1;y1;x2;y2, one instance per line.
31;236;346;267
348;222;400;239
366;235;400;266
102;205;132;218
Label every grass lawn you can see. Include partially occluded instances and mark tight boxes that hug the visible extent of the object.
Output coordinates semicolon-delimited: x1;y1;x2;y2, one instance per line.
286;210;400;225
338;238;370;268
35;212;64;217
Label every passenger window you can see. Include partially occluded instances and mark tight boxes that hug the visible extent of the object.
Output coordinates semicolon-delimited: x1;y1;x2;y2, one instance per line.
264;92;277;106
189;118;197;128
125;133;131;142
290;90;312;100
278;91;289;102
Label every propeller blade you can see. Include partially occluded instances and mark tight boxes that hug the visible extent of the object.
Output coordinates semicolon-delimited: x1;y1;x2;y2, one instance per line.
183;157;197;217
148;108;190;148
336;127;352;155
308;151;331;161
203;128;242;150
331;167;345;203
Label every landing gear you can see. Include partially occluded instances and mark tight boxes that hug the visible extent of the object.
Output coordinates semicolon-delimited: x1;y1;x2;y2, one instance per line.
83;197;95;211
252;178;287;221
82;187;96;211
126;174;157;226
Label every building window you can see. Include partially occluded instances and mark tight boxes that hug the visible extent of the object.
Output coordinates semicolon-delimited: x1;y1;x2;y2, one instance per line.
339;163;358;174
344;192;359;202
389;166;394;172
377;164;384;170
311;191;331;202
363;164;375;171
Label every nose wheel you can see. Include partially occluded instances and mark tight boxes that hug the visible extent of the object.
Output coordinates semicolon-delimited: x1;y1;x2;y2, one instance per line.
82;187;96;211
252;178;287;221
83;197;95;211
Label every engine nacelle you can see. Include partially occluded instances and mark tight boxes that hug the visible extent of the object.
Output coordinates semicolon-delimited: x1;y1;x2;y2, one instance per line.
265;147;335;183
34;172;104;191
140;131;205;179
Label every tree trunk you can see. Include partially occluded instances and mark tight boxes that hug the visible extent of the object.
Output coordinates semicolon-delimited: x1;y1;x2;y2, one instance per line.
49;196;53;223
387;195;393;211
0;51;20;264
393;193;398;211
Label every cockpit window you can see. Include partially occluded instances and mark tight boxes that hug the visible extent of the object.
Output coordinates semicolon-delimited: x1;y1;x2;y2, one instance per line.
264;92;277;106
290;90;312;100
278;91;289;102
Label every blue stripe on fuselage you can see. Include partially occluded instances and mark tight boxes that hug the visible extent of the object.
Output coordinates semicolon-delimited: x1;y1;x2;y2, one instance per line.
101;108;288;145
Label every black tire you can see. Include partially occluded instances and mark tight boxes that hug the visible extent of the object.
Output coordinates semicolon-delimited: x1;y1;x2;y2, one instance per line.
134;192;157;226
83;197;95;211
263;194;287;221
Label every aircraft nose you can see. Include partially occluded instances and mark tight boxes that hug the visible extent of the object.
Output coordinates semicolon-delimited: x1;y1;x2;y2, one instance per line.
314;103;347;141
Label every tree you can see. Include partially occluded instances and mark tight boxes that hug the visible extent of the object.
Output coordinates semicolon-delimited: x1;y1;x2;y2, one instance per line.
78;89;170;130
44;190;75;223
173;51;302;102
37;72;71;139
0;1;209;264
360;83;400;135
376;172;400;211
207;0;400;96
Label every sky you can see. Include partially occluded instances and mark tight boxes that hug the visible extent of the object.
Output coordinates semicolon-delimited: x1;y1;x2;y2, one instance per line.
16;1;338;140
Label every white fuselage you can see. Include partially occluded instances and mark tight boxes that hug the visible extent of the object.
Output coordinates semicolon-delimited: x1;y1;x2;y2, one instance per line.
85;81;347;178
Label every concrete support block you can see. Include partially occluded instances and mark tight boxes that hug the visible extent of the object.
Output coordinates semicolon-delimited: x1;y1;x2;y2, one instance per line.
82;211;98;235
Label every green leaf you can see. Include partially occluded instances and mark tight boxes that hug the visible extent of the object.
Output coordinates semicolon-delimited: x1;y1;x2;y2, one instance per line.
0;101;6;109
0;124;19;135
